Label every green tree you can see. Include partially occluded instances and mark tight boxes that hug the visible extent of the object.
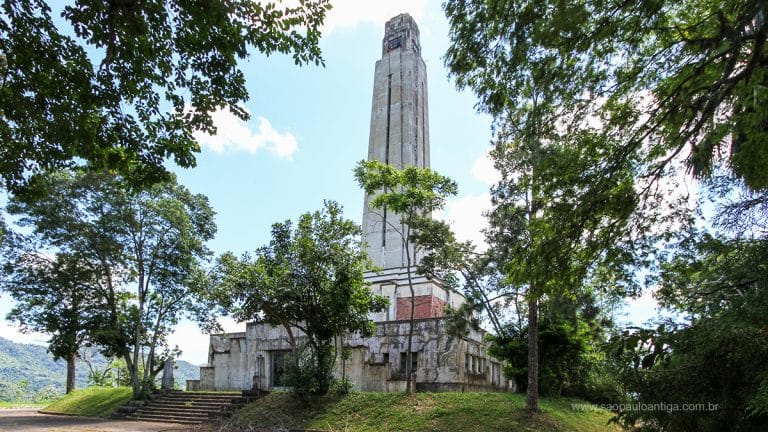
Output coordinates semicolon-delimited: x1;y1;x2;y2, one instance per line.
4;170;218;398
479;128;639;412
444;0;768;193
0;0;329;193
1;251;105;393
214;201;387;396
610;232;768;431
443;0;722;412
354;160;458;394
488;290;618;402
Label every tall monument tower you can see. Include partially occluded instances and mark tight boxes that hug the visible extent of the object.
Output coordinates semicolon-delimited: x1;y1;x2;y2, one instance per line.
362;13;430;270
362;14;463;323
198;14;504;394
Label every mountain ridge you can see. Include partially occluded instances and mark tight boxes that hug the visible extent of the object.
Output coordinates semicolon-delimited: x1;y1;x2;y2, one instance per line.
0;336;200;401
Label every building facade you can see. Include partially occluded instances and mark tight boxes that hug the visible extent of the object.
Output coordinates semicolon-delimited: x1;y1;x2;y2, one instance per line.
194;13;508;393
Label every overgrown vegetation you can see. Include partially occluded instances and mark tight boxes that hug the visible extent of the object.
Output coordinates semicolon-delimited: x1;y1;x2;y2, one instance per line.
444;0;768;428
214;392;620;432
40;386;132;417
2;171;218;399
212;201;387;396
0;0;330;194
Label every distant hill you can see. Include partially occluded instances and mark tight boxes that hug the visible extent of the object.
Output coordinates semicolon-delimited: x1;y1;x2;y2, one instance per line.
0;337;199;401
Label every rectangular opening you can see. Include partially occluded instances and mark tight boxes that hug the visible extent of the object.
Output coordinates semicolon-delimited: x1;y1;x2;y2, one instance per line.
399;352;418;377
270;350;291;387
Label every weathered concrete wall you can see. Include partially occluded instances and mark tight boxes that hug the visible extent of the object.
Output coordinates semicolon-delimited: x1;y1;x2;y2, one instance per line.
186;380;201;391
208;333;248;390
200;319;509;393
200;367;214;390
365;268;466;322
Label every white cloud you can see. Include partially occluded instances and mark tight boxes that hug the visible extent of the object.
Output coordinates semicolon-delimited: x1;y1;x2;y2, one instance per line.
322;0;429;34
438;192;492;252
0;322;49;346
167;317;243;367
193;109;298;159
470;149;500;186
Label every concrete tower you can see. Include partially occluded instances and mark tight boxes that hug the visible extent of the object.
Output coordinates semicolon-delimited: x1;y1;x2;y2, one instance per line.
362;13;430;270
362;14;464;323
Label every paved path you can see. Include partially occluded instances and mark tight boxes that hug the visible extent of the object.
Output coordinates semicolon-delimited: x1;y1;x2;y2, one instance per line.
0;409;199;432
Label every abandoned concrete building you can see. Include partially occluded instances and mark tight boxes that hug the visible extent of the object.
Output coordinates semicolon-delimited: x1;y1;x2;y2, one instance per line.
194;13;508;393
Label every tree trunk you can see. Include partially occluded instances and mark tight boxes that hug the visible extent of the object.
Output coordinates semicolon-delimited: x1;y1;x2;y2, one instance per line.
125;353;140;398
526;295;539;412
406;281;415;394
404;226;416;395
66;352;77;394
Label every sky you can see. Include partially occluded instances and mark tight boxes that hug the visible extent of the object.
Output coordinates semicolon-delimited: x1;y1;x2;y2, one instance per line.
0;0;659;367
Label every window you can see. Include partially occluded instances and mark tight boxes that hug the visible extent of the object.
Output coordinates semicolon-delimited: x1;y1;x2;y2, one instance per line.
388;36;401;50
412;40;420;53
383;353;390;364
399;352;418;377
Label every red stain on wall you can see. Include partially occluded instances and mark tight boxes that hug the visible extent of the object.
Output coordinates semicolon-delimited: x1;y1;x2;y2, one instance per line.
396;295;447;320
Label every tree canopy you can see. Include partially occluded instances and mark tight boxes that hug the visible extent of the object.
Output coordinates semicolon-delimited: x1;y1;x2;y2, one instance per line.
3;170;218;398
354;160;458;394
0;0;329;193
443;0;768;424
213;200;387;395
1;251;106;393
444;0;768;192
610;233;768;430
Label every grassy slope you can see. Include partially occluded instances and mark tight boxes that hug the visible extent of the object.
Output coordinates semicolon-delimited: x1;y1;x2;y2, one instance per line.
223;392;620;432
39;387;132;417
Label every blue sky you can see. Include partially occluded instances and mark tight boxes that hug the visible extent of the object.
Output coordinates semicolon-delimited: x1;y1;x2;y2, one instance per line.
0;1;658;366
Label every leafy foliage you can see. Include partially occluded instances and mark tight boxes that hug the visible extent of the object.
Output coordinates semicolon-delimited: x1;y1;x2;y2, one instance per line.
444;0;768;192
3;170;217;398
609;234;768;431
488;292;620;403
213;201;387;396
1;250;107;392
479;125;640;412
444;0;768;425
354;160;458;394
0;0;329;193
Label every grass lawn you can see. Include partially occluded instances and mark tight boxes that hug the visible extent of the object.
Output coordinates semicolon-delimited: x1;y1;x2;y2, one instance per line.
39;386;132;418
0;401;46;408
219;392;621;432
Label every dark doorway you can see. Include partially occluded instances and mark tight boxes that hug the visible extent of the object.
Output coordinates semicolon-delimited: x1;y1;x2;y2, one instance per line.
271;350;291;387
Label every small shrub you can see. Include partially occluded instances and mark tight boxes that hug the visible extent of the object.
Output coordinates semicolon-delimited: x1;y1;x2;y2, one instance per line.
283;343;335;397
330;378;354;396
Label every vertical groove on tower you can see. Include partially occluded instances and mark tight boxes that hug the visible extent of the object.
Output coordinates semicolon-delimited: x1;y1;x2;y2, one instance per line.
362;13;429;270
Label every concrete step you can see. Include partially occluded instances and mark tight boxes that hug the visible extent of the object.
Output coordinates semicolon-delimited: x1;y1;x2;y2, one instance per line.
122;390;264;425
143;401;232;409
137;406;221;416
126;413;205;425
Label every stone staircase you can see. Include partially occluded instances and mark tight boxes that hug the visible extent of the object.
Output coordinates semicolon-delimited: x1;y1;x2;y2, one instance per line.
116;390;262;424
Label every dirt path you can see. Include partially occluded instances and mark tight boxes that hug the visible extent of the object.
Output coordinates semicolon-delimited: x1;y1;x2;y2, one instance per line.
0;409;200;432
